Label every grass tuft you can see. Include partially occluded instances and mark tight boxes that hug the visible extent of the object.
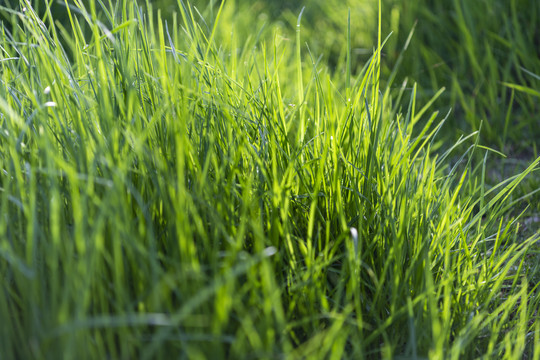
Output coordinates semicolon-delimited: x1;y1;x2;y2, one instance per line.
0;0;538;358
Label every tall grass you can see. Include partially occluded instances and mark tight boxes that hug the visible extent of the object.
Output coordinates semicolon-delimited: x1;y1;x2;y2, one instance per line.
0;0;539;358
383;0;539;155
172;0;540;152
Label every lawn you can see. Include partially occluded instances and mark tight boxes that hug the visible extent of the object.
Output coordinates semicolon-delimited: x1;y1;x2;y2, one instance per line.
0;0;538;358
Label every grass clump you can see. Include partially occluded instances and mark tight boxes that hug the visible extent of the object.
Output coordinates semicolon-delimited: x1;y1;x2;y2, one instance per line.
0;0;539;358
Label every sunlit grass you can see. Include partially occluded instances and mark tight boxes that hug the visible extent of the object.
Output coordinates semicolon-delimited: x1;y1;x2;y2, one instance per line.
0;0;538;358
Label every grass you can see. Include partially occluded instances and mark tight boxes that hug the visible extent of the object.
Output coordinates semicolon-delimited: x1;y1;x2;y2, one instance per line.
386;0;540;150
0;0;539;358
150;0;540;150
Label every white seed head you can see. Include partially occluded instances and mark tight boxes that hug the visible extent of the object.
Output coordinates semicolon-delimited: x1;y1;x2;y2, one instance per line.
350;227;358;256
